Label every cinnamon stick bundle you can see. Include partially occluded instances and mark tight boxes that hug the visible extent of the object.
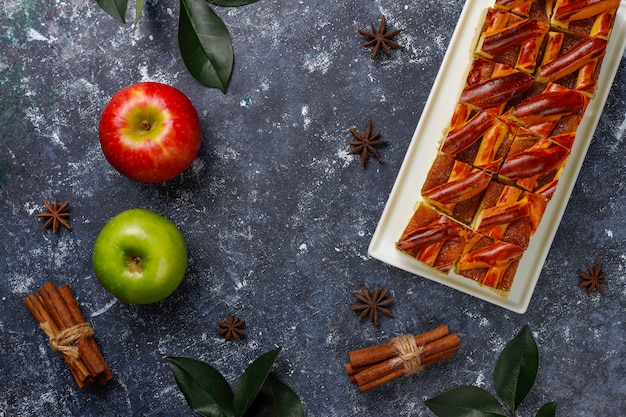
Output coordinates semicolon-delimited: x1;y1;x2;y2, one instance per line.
24;282;113;388
345;324;460;393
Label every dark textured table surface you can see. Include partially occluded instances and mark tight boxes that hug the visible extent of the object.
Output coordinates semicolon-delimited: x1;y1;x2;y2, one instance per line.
1;1;625;416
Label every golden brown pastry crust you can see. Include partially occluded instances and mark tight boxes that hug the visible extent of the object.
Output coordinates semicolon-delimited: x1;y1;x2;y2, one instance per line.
474;181;548;248
456;233;525;291
537;32;607;96
442;104;517;173
476;8;550;73
551;0;620;39
494;0;555;22
421;155;492;225
460;58;535;113
396;203;471;273
498;127;569;198
504;82;589;148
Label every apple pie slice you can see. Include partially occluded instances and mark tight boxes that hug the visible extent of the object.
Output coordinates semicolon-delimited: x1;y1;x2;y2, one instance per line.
537;31;608;96
456;233;525;292
396;203;471;273
504;82;589;148
421;154;492;225
497;127;570;199
475;8;550;73
551;0;620;39
494;0;555;22
441;104;517;173
474;181;548;248
459;57;535;114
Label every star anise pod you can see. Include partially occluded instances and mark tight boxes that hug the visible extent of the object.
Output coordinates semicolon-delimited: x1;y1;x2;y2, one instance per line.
217;314;248;342
577;262;606;296
351;284;395;326
358;15;404;60
348;119;390;168
35;198;71;234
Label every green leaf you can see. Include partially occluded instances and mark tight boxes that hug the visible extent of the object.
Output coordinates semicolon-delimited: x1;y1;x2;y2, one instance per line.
425;386;508;417
167;356;234;417
208;0;262;6
536;401;558;417
233;347;281;417
95;0;128;23
263;374;306;417
241;373;306;417
493;325;539;414
135;0;146;25
179;0;234;92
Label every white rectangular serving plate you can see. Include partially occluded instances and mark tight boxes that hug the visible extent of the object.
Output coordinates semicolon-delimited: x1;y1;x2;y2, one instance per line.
369;0;626;313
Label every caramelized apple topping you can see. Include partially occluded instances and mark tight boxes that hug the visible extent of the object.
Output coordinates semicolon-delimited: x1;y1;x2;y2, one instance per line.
473;121;515;169
526;193;548;230
516;33;545;73
423;170;491;205
590;10;617;38
495;0;528;7
499;141;568;179
511;90;586;125
478;191;547;231
461;71;534;109
494;0;535;15
396;218;463;252
477;200;532;230
441;112;493;155
481;19;548;55
536;180;558;200
552;0;619;23
539;37;607;82
458;241;524;270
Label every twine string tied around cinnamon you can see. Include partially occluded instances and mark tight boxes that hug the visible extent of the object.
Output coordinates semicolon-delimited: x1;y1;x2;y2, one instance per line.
39;321;94;361
389;333;425;375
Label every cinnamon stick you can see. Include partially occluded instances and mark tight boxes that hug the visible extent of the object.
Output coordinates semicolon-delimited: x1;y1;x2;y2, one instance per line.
345;324;460;393
24;282;113;388
421;347;458;366
39;283;99;376
57;284;113;384
421;333;460;361
24;293;91;388
348;324;450;368
353;359;399;387
358;368;404;393
348;344;397;369
413;324;451;348
346;327;457;378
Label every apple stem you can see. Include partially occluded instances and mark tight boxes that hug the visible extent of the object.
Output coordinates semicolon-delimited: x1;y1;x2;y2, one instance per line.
128;256;143;274
141;120;152;131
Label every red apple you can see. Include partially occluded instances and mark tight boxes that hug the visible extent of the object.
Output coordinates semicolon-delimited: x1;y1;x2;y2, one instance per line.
99;81;201;183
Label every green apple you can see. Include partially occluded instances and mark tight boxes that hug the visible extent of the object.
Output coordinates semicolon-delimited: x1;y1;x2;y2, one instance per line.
92;208;188;304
